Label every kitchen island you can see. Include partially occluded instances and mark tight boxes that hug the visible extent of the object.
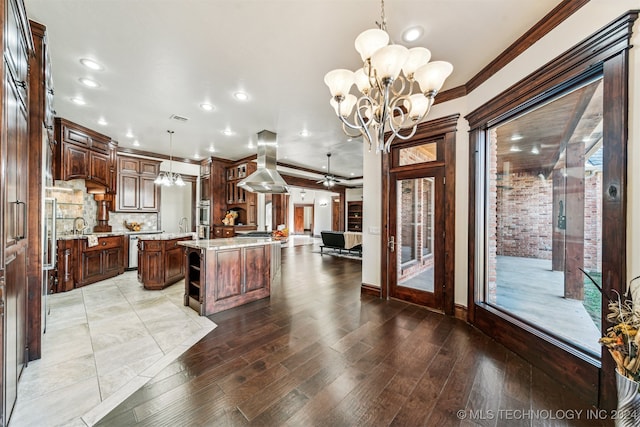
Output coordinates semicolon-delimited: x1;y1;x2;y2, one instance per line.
179;238;281;315
137;233;195;290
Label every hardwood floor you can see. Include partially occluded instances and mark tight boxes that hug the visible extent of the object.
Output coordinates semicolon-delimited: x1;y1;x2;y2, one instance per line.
97;244;605;426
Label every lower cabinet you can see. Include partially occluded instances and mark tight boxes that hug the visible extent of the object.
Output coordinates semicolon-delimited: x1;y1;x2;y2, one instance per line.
137;236;193;290
54;235;126;291
77;236;125;287
213;225;235;238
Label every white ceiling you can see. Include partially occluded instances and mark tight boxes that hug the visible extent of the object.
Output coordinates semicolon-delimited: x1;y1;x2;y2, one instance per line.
24;0;562;179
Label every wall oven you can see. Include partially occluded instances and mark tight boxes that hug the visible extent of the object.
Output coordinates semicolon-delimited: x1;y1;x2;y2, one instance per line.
198;201;210;226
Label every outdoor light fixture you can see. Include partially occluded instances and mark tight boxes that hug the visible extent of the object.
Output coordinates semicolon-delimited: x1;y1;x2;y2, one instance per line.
324;0;453;153
154;130;185;187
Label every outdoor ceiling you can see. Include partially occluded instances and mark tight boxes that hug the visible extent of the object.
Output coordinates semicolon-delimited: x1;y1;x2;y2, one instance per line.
24;0;563;179
495;78;603;176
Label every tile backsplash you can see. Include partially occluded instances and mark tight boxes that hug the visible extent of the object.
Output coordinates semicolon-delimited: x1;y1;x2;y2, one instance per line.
109;212;158;232
47;179;158;234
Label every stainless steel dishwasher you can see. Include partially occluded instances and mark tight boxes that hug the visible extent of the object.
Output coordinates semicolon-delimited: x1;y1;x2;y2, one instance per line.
127;231;162;269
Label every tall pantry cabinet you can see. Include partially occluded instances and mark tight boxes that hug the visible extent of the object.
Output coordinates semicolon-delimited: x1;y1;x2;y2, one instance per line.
1;0;33;424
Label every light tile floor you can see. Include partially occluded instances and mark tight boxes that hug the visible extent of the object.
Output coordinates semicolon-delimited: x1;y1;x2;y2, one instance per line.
9;271;216;427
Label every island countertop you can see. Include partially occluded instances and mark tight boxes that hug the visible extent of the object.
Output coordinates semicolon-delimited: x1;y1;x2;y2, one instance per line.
178;237;278;251
138;232;196;241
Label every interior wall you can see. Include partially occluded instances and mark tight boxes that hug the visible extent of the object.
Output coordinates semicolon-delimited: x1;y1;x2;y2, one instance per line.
160;182;192;233
362;144;382;287
361;0;638;306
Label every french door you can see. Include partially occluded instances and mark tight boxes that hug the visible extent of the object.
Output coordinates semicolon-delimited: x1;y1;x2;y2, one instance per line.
388;167;445;310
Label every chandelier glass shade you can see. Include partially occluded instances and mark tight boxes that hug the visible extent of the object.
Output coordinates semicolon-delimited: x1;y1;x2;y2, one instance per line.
154;130;185;187
324;0;453;154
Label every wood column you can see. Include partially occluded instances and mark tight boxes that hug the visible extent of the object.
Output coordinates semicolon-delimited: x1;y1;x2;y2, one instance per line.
564;142;584;300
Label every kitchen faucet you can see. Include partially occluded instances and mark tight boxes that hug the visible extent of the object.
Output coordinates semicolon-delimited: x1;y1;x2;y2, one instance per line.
178;217;188;233
73;217;87;235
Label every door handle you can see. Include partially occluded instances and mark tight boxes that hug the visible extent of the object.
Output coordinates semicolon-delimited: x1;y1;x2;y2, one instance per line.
388;236;395;252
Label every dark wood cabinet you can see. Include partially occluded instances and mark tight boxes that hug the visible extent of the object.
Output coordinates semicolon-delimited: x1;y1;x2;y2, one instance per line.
137;236;193;290
54;118;117;193
347;201;363;232
184;242;273;316
77;235;125;287
61;143;89;180
2;1;32;421
225;162;257;227
213;226;235;238
55;239;76;293
116;155;160;212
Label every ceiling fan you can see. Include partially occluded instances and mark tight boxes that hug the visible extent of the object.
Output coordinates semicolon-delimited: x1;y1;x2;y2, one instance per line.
316;153;341;188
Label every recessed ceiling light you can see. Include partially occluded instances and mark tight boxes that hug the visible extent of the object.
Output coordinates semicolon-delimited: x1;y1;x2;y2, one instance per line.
511;134;523;141
133;140;140;147
71;97;86;105
208;146;215;153
234;91;249;101
194;153;201;159
79;77;100;88
125;130;134;138
248;141;254;148
322;165;326;169
79;58;103;71
299;129;310;137
531;147;540;155
402;26;423;42
97;118;108;126
222;129;234;136
350;172;355;176
347;137;353;142
200;103;214;111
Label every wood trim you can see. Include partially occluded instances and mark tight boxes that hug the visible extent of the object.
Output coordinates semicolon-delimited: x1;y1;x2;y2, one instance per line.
466;0;591;93
277;160;359;182
361;283;381;297
454;304;467;322
475;304;599;404
381;114;459;314
434;85;467;105
599;50;629;411
466;11;638;128
116;146;201;165
279;173;348;194
465;11;636;410
26;19;47;361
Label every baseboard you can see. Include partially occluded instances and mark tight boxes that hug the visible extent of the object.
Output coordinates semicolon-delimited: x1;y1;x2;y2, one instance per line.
454;304;468;321
361;283;381;297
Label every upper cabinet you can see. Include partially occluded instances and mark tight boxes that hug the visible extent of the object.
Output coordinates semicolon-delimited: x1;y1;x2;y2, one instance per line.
115;155;161;212
53;118;117;193
226;162;257;226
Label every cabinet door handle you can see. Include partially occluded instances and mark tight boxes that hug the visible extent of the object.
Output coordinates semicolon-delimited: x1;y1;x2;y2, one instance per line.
15;80;27;89
15;200;26;240
102;241;107;246
48;88;55;95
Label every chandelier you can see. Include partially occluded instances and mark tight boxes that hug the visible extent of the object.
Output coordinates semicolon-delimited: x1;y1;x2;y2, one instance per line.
154;130;185;187
324;0;453;154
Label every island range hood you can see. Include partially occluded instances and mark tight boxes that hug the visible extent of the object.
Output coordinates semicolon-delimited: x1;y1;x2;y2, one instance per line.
237;130;289;194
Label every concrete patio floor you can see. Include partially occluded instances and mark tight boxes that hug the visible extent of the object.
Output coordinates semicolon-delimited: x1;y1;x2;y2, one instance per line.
494;255;601;355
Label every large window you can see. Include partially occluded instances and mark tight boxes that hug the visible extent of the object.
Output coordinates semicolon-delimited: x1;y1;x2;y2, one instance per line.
483;77;603;355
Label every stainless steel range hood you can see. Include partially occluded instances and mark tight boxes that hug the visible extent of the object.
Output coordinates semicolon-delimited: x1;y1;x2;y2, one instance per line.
238;130;289;194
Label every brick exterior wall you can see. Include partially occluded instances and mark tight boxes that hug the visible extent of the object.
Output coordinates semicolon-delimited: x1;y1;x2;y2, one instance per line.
495;169;602;270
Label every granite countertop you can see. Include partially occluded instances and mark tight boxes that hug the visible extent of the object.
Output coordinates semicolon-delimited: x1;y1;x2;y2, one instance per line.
178;237;278;251
57;230;164;240
137;232;196;241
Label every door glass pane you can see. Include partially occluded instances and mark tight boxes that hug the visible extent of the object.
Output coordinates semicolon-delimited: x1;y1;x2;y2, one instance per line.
397;177;434;292
484;77;603;356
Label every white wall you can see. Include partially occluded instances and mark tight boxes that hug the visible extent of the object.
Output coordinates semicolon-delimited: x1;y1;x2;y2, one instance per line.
362;0;639;305
160;182;192;233
362;144;382;288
